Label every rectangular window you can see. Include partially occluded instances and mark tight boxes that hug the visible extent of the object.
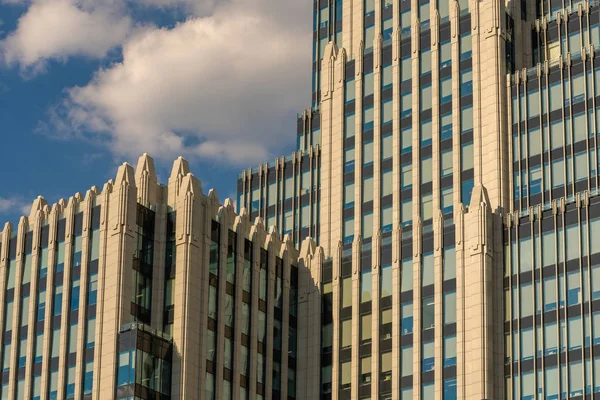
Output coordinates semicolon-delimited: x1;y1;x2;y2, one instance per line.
401;92;412;118
360;356;371;384
18;338;26;368
401;127;412;153
421;85;432;111
345;79;355;103
441;113;452;140
460;69;472;96
361;314;372;343
421;157;432;184
442;187;453;213
362;212;373;239
86;318;95;348
363;107;374;131
344;217;354;244
422;253;434;286
401;303;413;334
527;89;540;117
382;65;393;89
552;159;565;188
443;247;456;280
401;200;412;226
382;133;393;160
35;333;43;363
444;292;456;324
361;271;372;303
402;259;413;292
53;285;63;316
20;296;29;327
401;163;412;189
381;206;393;232
344;183;354;208
461;143;474;171
528;127;541;157
344;147;355;173
401;56;412;81
441;150;453;177
461;106;473;133
421;120;432;147
422;341;434;371
420;48;431;75
440;40;451;67
363;176;374;203
381;170;392;197
401;10;411;31
364;72;374;96
444;336;457;367
422;297;434;330
421;193;433;220
68;324;77;354
460;33;472;60
70;279;80;311
401;346;413;376
342;277;352;308
51;329;60;358
381;264;392;297
550;82;562;111
88;272;98;306
345;113;355;138
419;2;430;24
381;351;392;378
461;179;474;204
341;319;352;348
382;100;393;125
363;141;374;166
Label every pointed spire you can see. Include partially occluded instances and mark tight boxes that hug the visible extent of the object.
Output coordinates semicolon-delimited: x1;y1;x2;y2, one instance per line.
102;179;114;195
253;216;264;230
468;184;491;210
135;153;159;206
28;196;48;221
180;173;202;197
268;225;279;239
18;216;28;236
169;156;190;183
207;188;219;206
223;198;235;211
299;237;317;260
115;162;135;186
135;153;157;183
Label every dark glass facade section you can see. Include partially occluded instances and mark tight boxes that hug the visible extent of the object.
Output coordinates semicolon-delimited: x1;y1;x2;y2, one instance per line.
116;323;172;400
504;191;600;398
132;205;155;324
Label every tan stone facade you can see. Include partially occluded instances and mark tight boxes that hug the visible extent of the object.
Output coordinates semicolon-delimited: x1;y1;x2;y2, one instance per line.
0;154;328;400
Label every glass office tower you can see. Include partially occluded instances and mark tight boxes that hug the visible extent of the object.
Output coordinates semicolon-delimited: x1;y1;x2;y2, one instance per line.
240;0;600;399
506;2;600;398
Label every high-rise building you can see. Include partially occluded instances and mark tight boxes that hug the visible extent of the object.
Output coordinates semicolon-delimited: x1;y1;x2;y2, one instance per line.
6;1;600;399
0;154;327;400
238;0;600;399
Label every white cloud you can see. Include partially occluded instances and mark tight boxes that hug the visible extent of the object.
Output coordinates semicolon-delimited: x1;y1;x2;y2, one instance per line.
1;0;132;74
51;0;312;165
0;196;31;216
130;0;222;16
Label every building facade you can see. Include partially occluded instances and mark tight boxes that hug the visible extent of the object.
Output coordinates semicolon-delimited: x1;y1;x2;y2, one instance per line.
0;154;328;400
506;3;600;398
244;0;600;399
8;0;600;399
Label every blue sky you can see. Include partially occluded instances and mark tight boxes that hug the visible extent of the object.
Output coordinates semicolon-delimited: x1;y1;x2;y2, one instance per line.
0;0;312;226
